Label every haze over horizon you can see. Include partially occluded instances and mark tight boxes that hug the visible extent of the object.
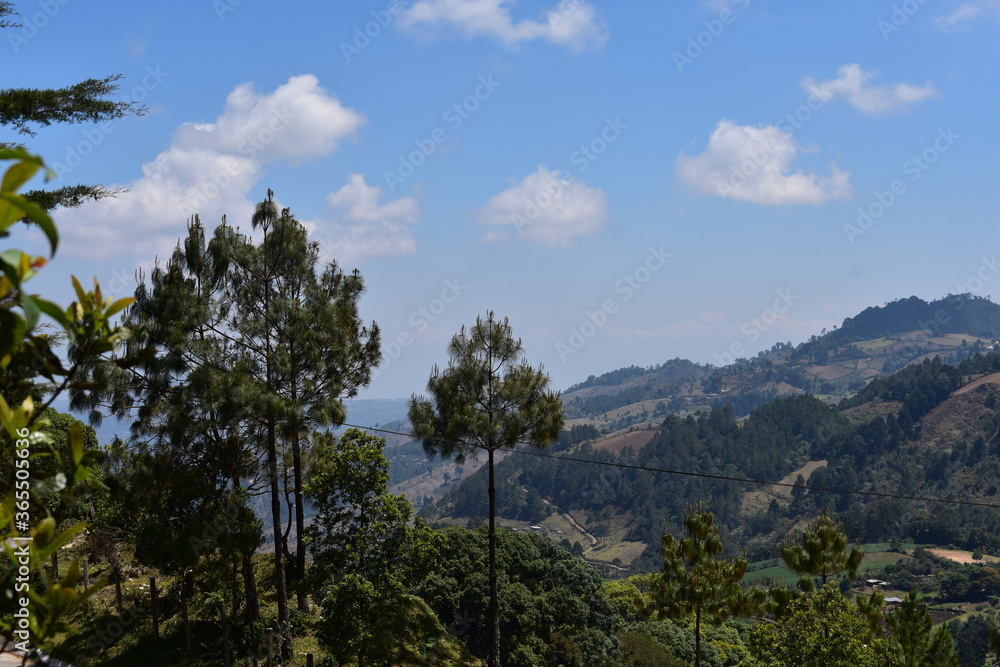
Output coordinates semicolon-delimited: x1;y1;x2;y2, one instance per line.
11;0;999;399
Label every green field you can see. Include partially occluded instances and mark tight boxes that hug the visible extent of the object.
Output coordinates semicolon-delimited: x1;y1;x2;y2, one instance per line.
743;544;916;586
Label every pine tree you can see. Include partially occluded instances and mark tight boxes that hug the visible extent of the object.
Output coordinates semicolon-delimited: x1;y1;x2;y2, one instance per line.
1;3;145;213
215;193;379;657
886;590;960;667
78;215;265;625
646;504;750;667
81;193;380;659
781;509;864;592
409;311;563;667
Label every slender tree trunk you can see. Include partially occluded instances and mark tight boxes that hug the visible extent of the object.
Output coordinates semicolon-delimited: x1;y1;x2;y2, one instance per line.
221;601;232;667
243;550;260;624
282;464;294;563
233;471;260;625
231;555;240;621
488;447;500;667
151;576;159;638
182;570;192;656
114;562;123;615
268;420;292;659
293;429;308;613
695;607;701;667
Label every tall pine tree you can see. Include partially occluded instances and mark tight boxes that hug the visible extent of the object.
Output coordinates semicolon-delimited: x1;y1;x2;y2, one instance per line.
409;311;563;667
82;192;380;658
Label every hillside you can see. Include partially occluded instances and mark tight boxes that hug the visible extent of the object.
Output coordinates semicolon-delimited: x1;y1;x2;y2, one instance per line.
425;351;1000;574
558;294;1000;435
390;294;1000;510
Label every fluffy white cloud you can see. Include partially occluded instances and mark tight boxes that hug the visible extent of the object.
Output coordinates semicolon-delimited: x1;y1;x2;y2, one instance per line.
399;0;607;51
310;174;419;263
802;64;937;115
174;75;365;164
935;0;1000;28
54;75;365;260
676;121;852;205
476;165;608;246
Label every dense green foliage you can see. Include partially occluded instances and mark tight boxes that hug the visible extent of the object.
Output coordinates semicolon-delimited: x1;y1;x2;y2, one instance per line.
434;351;1000;577
750;585;896;667
646;506;750;667
886;590;960;667
414;526;621;667
781;510;864;591
306;429;443;666
0;148;133;656
831;295;1000;342
410;311;563;667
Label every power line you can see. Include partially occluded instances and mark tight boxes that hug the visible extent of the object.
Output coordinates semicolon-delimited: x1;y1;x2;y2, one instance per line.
339;422;1000;510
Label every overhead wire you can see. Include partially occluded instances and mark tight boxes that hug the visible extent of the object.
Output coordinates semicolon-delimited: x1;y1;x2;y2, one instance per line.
338;422;1000;510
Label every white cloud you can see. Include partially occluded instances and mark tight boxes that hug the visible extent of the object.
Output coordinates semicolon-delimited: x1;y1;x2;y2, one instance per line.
174;75;365;164
802;64;937;115
311;174;419;263
54;75;365;260
935;0;1000;28
399;0;607;51
675;121;852;205
476;165;608;246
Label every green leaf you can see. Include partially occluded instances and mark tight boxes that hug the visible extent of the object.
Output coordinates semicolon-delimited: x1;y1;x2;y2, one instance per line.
37;521;86;558
1;158;40;194
10;195;58;252
69;424;83;468
19;292;41;330
70;274;86;303
0;248;27;285
104;296;134;318
33;296;71;329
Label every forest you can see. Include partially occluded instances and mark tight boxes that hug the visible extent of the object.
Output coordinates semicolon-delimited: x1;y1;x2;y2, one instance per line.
7;141;1000;666
5;4;1000;663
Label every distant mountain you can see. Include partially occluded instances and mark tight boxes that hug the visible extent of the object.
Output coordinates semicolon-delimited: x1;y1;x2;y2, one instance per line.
558;294;1000;434
828;293;1000;342
419;295;1000;573
427;352;1000;574
341;397;410;429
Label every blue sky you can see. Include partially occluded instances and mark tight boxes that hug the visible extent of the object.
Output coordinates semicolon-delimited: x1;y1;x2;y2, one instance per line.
8;0;1000;399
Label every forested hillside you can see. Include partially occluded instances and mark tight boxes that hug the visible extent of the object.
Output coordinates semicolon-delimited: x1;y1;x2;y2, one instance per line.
429;352;1000;574
556;294;1000;435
